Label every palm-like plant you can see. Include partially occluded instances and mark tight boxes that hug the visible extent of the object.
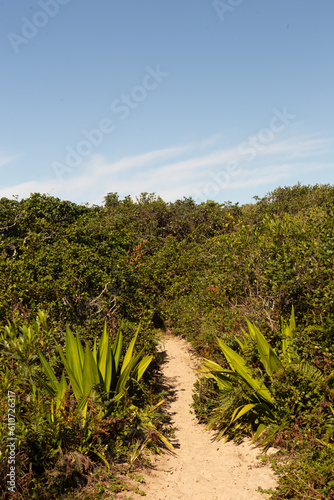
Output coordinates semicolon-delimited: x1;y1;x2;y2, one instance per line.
38;322;153;422
199;307;323;442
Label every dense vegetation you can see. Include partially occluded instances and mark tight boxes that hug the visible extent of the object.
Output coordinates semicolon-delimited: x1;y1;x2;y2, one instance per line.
0;184;333;498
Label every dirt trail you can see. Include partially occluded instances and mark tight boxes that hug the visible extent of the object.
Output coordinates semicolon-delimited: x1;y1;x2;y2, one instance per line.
117;334;277;500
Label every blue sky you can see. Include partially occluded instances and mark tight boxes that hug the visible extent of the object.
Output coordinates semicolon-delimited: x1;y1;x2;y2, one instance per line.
1;0;333;206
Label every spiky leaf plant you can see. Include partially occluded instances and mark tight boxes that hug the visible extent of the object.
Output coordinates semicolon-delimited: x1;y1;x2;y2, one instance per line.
38;322;153;422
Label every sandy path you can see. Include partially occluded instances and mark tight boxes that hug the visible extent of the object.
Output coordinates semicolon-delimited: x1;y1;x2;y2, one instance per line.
116;334;276;500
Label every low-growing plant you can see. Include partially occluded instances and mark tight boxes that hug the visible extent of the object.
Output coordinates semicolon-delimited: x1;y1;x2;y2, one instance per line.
0;315;171;499
198;308;329;447
37;322;153;422
261;434;334;499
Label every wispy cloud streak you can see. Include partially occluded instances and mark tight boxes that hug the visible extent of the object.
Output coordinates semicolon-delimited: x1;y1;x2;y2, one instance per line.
0;135;333;204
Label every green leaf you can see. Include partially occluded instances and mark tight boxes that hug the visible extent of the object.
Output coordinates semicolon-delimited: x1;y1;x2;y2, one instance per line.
92;338;98;364
135;355;153;382
245;319;281;376
91;448;110;469
254;423;266;441
200;358;237;390
65;326;84;389
121;324;140;374
77;394;88;421
82;342;100;398
36;375;57;398
97;321;113;392
231;403;257;423
38;349;59;387
213;372;235;391
56;371;68;410
112;324;123;374
216;337;274;404
56;342;83;403
116;350;144;395
200;358;227;374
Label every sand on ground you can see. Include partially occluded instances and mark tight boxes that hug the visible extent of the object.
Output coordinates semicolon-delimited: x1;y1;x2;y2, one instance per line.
115;334;277;500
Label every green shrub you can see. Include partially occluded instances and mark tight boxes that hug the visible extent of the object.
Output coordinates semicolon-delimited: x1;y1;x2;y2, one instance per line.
0;314;171;499
197;309;332;448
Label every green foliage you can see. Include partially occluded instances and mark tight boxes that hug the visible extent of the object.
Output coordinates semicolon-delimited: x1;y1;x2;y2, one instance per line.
198;309;332;450
1;184;334;498
38;322;153;422
0;314;167;499
262;435;334;499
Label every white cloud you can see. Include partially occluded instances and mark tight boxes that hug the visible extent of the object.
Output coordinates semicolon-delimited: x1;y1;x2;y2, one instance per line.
0;180;54;200
0;134;333;205
94;144;192;176
253;136;333;159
